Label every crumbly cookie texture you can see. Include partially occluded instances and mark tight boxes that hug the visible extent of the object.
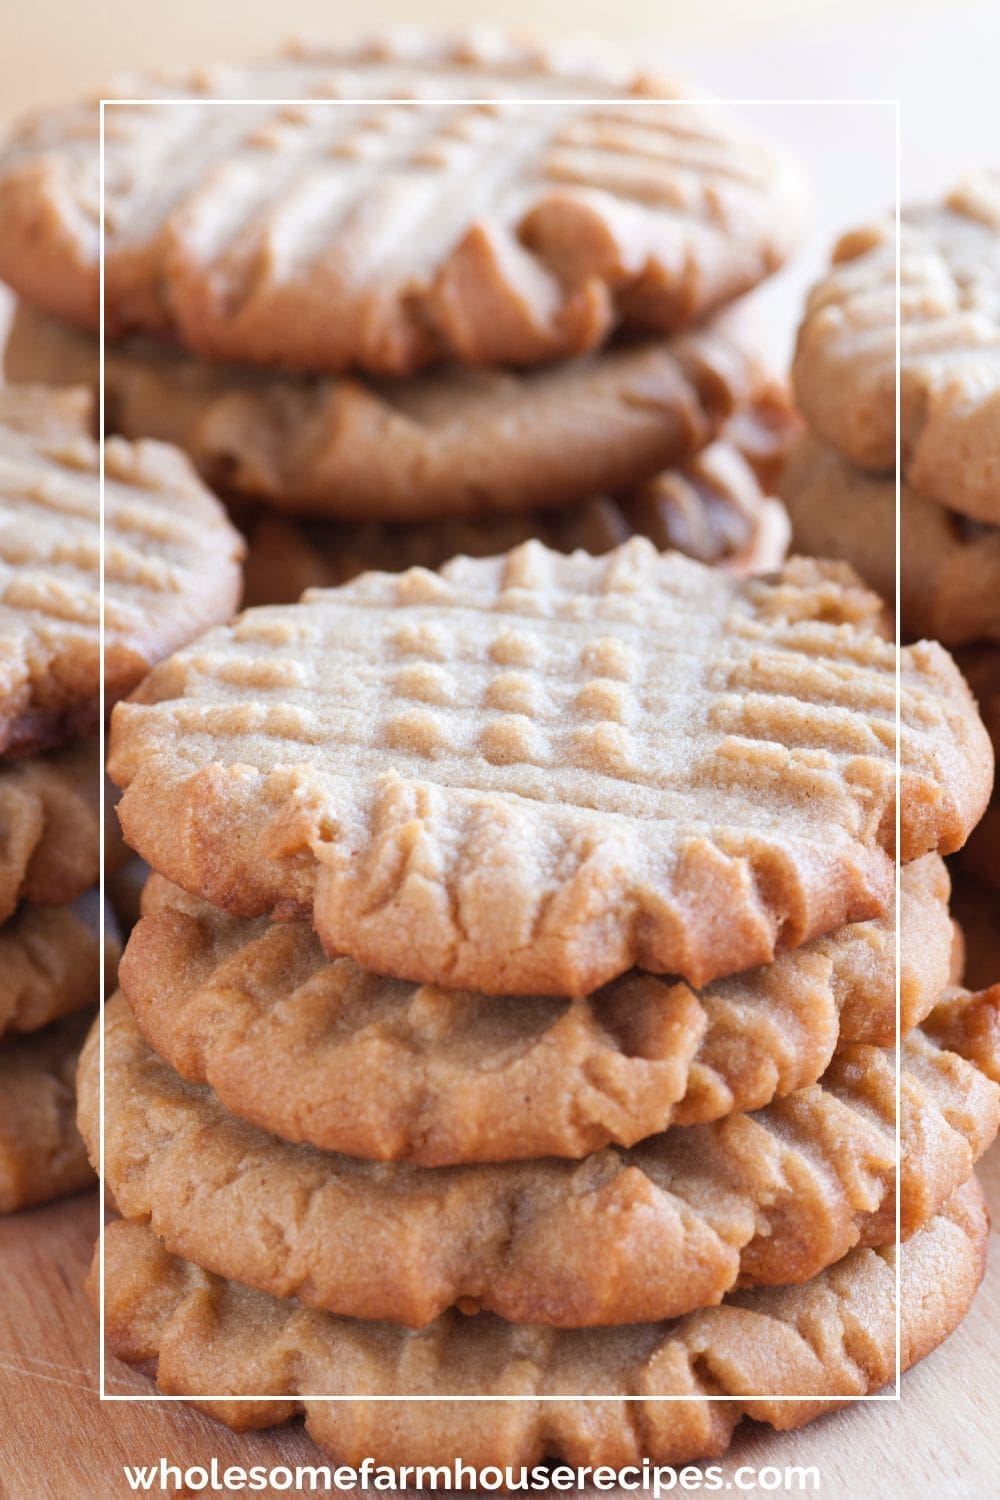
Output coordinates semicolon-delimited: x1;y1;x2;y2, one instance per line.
929;978;995;1086
0;890;118;1039
93;1179;988;1466
5;299;783;527
924;985;1000;1082
0;385;245;757
119;857;950;1165
792;171;1000;521
0;33;805;375
110;542;991;996
0;1011;95;1212
0;740;100;924
780;435;1000;647
78;994;999;1328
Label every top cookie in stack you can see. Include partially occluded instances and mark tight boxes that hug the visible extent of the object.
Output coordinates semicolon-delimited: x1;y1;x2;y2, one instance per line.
0;34;805;369
0;30;804;592
108;543;989;994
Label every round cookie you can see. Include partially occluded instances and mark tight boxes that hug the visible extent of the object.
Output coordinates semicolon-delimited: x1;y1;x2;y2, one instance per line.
109;541;992;997
78;994;999;1329
0;33;805;376
792;171;1000;522
0;739;100;924
118;856;952;1165
0;1011;95;1213
5;299;781;526
0;889;118;1040
781;434;1000;647
94;1178;989;1466
0;385;245;757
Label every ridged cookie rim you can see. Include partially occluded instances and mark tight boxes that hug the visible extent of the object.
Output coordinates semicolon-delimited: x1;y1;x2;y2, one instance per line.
91;1177;988;1466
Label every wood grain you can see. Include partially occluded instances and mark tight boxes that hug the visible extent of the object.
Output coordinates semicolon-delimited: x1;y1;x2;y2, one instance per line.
0;1149;997;1500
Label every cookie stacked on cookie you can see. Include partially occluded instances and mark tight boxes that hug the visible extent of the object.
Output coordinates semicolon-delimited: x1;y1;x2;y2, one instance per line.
4;29;996;1465
0;31;803;598
81;541;1000;1465
781;171;1000;917
0;385;243;1212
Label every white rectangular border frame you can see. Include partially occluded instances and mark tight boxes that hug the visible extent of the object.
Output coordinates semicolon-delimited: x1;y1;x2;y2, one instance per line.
98;92;903;1405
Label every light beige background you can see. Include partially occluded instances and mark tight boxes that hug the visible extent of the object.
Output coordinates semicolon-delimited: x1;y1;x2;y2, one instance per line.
0;0;954;117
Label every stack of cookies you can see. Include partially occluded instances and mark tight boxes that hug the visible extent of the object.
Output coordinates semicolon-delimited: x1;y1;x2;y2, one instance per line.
3;26;998;1470
780;172;1000;934
68;541;998;1467
0;31;803;598
0;385;243;1212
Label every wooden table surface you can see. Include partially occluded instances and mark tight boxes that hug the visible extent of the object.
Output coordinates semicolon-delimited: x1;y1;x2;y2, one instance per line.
1;1148;997;1500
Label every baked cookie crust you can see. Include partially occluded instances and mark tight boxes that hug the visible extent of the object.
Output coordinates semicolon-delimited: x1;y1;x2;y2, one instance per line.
0;34;805;375
109;543;991;995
